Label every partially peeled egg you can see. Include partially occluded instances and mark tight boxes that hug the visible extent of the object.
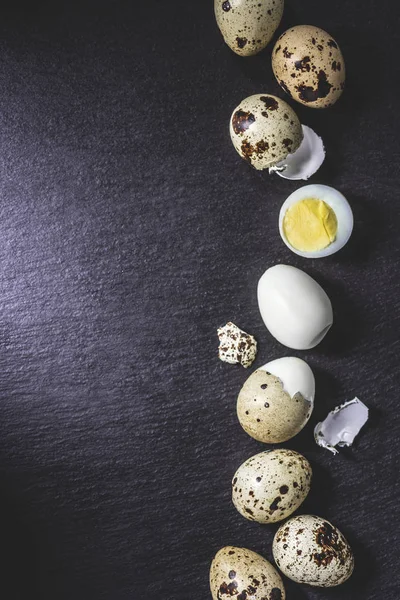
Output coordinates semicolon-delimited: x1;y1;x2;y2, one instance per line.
237;357;315;443
229;94;325;180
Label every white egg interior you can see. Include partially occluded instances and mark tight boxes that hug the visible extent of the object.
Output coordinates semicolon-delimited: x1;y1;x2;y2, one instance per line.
260;357;315;407
279;184;354;258
269;125;325;180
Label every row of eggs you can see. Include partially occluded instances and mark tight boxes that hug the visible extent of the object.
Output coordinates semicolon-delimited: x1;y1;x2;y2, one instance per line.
212;2;354;596
215;1;345;110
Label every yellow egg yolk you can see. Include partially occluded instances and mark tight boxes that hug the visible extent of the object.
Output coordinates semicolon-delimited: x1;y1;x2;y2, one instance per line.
283;198;338;252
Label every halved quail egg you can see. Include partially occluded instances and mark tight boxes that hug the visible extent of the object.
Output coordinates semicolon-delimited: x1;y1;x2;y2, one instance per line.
279;184;353;258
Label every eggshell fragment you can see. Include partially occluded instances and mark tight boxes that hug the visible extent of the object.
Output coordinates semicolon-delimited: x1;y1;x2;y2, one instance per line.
273;515;354;587
217;322;257;368
214;0;284;57
269;125;325;180
210;546;285;600
314;397;369;454
272;25;346;108
237;368;313;443
232;449;312;523
257;264;333;349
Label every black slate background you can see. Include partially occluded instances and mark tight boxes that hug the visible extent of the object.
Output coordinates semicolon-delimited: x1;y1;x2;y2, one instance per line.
0;1;399;598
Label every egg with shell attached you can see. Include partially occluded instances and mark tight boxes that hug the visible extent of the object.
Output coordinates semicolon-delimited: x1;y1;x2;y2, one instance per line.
273;515;354;586
230;94;303;169
215;0;284;57
232;449;312;524
272;25;345;108
210;546;286;600
237;357;315;443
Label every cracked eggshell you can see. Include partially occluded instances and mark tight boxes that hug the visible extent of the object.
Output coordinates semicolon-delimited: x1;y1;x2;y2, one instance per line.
237;368;313;443
257;264;333;349
215;0;284;57
210;546;285;600
230;94;303;170
272;25;345;108
232;449;312;524
273;515;354;587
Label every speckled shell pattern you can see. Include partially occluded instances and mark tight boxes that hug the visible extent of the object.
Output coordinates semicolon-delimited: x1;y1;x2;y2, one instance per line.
230;94;303;170
272;25;345;108
273;515;354;587
215;0;284;57
232;449;312;524
210;546;286;600
237;370;312;442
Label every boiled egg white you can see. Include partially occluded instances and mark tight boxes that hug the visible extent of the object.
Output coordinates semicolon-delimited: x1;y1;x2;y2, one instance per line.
257;264;333;350
279;184;353;258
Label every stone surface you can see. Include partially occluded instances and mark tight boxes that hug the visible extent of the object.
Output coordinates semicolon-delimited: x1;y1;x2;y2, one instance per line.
0;1;399;599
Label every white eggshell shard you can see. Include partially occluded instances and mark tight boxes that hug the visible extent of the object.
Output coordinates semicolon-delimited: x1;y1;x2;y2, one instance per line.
260;357;315;407
279;184;354;258
269;125;325;180
257;265;333;349
314;397;369;455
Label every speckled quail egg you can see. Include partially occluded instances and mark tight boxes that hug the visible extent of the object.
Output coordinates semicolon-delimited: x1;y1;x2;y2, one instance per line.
214;0;284;57
258;265;333;349
273;515;354;587
272;25;345;108
230;94;303;170
210;546;286;600
232;449;312;524
279;184;354;258
237;358;314;443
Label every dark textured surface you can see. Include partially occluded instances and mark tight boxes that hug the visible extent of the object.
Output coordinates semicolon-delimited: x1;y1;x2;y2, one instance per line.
0;1;399;598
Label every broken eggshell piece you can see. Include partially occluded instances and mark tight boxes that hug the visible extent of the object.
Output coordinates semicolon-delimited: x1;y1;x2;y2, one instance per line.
269;125;325;180
314;397;369;455
217;322;257;368
229;94;325;179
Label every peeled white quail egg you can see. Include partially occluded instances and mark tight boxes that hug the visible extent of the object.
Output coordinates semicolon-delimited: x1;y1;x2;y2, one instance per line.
232;449;312;523
273;515;354;587
257;264;333;349
210;546;285;600
214;0;284;57
229;94;325;179
279;184;354;258
237;357;314;443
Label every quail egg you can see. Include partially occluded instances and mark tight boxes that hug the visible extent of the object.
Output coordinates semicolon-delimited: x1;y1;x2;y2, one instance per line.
214;0;284;57
210;546;286;600
232;449;312;523
273;515;354;587
257;265;333;349
237;357;314;443
230;94;302;169
272;25;346;108
279;184;354;258
229;95;325;179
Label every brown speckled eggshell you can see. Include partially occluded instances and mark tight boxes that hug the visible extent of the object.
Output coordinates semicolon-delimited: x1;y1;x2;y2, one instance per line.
232;449;312;524
215;0;284;57
210;546;286;600
273;515;354;587
272;25;345;108
237;370;312;441
230;94;303;170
